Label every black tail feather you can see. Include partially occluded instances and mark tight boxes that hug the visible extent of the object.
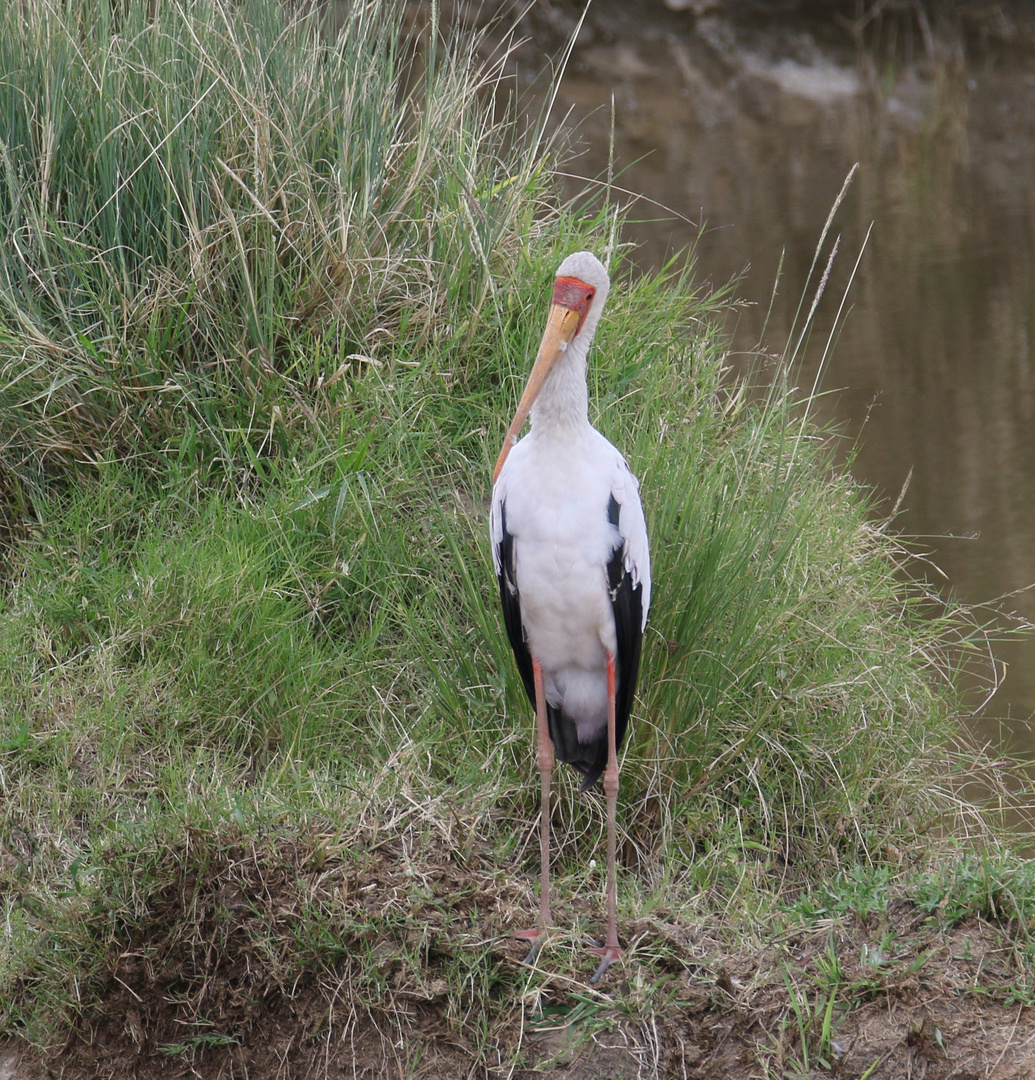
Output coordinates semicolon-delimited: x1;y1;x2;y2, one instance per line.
546;708;608;791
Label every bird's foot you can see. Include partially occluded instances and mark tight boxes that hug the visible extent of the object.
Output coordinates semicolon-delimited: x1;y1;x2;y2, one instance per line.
512;927;546;966
587;942;623;984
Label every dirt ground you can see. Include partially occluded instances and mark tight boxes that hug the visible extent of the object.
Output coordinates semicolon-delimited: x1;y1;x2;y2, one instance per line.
4;918;1035;1079
4;839;1035;1080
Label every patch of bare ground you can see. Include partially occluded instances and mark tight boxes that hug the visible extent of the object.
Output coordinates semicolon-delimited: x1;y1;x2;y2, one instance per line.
4;830;1035;1079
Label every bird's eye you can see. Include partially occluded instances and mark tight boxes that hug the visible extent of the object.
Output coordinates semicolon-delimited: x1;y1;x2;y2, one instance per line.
586;290;595;304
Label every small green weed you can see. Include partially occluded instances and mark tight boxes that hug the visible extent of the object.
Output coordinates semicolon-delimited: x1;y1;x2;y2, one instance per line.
763;962;842;1078
911;851;1035;929
158;1031;241;1058
788;864;896;922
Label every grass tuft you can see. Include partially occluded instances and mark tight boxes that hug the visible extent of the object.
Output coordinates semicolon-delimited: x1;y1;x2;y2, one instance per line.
0;0;557;494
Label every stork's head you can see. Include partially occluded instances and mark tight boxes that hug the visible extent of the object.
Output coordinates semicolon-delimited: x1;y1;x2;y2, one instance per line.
492;252;610;483
551;250;610;341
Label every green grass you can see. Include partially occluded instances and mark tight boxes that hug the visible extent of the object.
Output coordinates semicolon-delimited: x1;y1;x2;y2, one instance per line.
0;0;1030;1071
0;0;560;497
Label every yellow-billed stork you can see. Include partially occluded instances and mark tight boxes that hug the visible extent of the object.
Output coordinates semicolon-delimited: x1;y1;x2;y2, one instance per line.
490;251;651;983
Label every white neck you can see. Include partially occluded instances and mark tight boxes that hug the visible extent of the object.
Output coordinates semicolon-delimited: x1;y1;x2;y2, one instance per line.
529;335;591;439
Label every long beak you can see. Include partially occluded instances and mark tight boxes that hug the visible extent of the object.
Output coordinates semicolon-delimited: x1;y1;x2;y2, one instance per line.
492;303;582;484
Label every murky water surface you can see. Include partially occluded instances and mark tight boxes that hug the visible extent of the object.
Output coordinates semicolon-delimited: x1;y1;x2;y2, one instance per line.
526;7;1035;759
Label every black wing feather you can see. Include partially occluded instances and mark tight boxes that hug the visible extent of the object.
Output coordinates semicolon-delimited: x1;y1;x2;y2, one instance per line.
497;501;574;750
572;495;645;790
496;503;536;708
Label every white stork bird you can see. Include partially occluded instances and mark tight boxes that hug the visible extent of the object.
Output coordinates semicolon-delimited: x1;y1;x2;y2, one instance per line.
489;251;651;983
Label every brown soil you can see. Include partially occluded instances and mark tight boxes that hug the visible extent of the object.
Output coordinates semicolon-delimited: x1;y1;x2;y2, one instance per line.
5;976;1035;1080
4;831;1035;1080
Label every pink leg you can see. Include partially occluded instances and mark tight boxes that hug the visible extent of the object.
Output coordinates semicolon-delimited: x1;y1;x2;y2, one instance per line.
513;657;553;963
588;652;622;983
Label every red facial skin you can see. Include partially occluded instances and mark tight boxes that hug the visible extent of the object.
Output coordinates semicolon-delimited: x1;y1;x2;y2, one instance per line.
552;276;596;336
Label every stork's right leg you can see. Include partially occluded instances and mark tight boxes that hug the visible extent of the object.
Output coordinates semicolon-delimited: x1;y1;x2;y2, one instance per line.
513;656;553;963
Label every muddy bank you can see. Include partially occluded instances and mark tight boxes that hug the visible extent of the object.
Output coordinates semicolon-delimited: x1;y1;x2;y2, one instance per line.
4;831;1035;1078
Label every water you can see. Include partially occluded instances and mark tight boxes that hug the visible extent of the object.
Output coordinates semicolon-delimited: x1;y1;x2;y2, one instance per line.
525;7;1035;757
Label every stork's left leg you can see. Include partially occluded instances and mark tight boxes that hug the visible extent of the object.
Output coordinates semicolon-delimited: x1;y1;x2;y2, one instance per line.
588;652;622;983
